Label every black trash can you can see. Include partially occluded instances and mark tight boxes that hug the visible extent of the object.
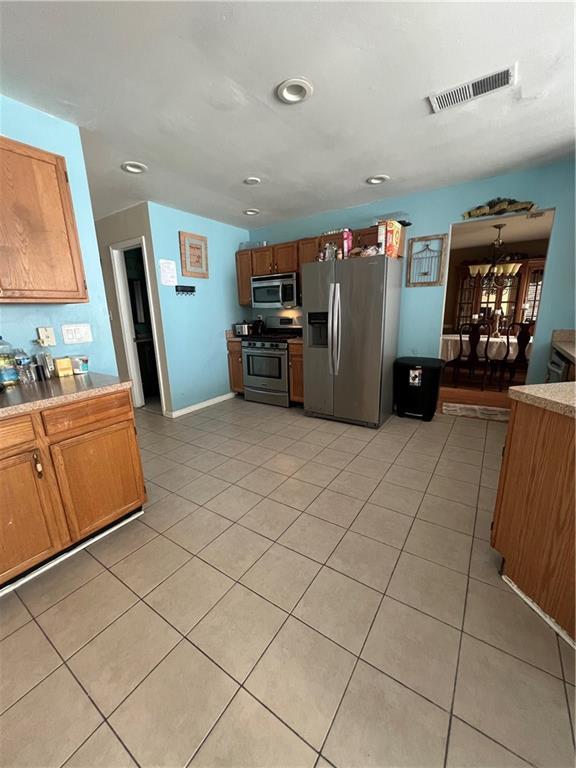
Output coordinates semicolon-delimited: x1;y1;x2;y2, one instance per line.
394;357;444;422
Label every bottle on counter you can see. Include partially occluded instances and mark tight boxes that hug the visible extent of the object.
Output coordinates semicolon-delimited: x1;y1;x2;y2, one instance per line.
0;336;19;387
14;349;37;384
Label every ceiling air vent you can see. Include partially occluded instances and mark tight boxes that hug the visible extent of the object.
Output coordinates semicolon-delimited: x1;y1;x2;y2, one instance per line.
429;65;517;113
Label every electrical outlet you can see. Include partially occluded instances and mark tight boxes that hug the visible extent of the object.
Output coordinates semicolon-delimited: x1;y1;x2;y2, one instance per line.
61;323;93;344
37;327;56;346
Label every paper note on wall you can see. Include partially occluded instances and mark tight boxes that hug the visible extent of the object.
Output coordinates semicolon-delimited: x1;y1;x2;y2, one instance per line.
159;259;177;286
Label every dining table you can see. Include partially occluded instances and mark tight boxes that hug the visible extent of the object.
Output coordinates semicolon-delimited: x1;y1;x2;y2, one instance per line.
441;334;532;362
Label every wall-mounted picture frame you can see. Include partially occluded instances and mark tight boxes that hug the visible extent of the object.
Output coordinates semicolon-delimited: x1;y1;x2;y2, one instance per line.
179;231;209;279
406;233;448;287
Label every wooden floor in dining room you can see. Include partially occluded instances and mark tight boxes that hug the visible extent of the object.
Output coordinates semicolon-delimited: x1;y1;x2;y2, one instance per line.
438;385;511;411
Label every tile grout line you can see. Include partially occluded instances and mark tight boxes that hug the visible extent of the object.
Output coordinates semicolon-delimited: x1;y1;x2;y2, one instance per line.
7;407;567;767
441;418;486;768
317;418;453;762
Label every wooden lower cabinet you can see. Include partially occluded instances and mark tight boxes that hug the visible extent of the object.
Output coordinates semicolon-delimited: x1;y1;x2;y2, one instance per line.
0;386;145;586
288;343;304;403
0;449;68;583
491;399;575;638
51;422;145;540
227;339;244;393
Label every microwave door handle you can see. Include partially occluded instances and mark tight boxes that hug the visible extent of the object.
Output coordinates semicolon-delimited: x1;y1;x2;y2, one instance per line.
334;283;342;375
328;282;335;376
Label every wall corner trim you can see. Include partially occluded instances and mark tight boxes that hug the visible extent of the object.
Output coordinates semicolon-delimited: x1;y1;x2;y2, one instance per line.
164;392;236;418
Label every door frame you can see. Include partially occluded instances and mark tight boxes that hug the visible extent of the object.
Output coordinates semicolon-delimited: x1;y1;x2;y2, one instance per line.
438;208;556;372
109;236;167;413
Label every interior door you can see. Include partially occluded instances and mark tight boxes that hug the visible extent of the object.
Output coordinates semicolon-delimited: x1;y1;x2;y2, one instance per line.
302;261;334;416
111;248;145;408
333;257;386;425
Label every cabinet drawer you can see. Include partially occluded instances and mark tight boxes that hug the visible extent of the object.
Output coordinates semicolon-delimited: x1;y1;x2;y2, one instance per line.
0;415;36;453
42;391;132;438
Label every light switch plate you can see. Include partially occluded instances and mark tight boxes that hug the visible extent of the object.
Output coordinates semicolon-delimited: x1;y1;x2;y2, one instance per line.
61;323;93;344
37;327;56;346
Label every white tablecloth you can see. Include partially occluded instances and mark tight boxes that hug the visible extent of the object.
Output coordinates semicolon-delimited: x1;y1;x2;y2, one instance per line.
441;334;532;362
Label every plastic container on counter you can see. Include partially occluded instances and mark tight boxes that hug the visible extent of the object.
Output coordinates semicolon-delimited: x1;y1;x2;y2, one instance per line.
0;336;19;387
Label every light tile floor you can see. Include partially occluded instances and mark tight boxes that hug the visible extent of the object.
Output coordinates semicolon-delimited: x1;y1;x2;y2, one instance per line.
1;398;574;768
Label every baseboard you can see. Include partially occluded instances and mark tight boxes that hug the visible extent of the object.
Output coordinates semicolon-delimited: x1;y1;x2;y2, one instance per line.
165;392;236;418
0;508;143;597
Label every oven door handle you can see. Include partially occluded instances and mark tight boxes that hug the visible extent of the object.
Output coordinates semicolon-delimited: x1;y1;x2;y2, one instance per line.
328;282;335;376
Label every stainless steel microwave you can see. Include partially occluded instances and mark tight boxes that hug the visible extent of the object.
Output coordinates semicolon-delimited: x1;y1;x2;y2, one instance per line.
251;272;298;309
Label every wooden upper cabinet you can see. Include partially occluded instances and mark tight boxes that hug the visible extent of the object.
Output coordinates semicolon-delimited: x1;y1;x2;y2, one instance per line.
50;421;145;541
0;136;87;303
273;242;298;273
251;246;274;276
353;227;379;248
0;449;67;583
236;250;252;306
298;238;319;272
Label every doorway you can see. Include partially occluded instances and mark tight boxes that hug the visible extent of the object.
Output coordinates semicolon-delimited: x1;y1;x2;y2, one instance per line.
440;210;555;402
109;238;165;411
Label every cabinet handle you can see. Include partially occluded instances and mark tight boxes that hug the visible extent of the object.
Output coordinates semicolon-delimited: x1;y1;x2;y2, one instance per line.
32;452;43;479
238;357;241;362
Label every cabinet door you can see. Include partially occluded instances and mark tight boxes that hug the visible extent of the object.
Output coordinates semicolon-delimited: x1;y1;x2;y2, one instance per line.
227;341;244;393
352;227;379;248
319;233;344;251
0;450;66;583
298;238;319;273
236;250;252;306
51;421;146;541
251;247;273;276
0;136;87;303
273;242;298;274
289;346;304;403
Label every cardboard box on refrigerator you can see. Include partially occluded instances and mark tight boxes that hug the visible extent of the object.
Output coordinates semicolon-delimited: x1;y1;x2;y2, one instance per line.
377;220;404;258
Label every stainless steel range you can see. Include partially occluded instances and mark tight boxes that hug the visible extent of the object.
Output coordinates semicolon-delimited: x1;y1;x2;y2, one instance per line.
241;315;302;407
242;338;289;407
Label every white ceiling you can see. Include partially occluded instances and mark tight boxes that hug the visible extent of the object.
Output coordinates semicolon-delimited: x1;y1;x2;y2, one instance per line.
451;209;555;248
1;2;574;227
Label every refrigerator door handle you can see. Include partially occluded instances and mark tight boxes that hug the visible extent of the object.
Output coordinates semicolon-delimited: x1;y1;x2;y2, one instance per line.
334;282;342;375
327;282;335;375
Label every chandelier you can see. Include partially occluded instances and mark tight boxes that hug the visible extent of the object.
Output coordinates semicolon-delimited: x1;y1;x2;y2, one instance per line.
467;223;522;290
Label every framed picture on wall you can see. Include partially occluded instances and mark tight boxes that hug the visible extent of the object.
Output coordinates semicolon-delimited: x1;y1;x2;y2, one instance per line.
179;231;209;279
406;233;448;287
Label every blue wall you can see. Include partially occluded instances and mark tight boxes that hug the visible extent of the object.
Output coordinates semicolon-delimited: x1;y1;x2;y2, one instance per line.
0;95;117;374
251;157;575;383
146;202;248;412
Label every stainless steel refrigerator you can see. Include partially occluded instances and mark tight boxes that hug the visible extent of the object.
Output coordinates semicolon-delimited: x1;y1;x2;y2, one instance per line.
302;256;402;428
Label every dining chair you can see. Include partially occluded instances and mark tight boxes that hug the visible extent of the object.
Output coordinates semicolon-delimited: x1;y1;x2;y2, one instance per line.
496;321;535;390
444;322;492;389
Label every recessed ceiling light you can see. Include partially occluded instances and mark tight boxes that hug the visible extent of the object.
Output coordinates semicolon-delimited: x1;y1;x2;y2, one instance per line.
275;77;314;104
243;208;261;216
366;174;390;185
121;161;148;174
243;176;262;185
